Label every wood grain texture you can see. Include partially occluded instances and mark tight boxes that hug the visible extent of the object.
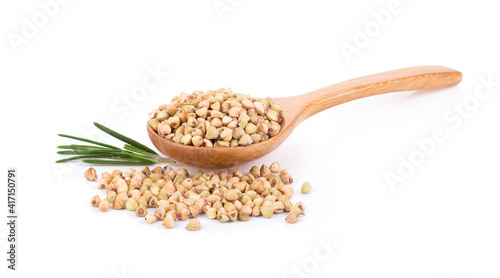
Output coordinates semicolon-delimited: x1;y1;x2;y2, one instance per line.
148;65;462;168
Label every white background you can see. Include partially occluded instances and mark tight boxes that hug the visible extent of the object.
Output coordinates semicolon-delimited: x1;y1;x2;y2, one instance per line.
1;0;499;277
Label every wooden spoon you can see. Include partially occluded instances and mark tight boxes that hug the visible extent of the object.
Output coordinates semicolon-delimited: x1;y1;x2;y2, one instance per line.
148;65;462;168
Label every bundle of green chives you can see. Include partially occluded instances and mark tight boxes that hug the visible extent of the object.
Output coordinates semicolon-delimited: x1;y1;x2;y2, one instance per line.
56;122;175;165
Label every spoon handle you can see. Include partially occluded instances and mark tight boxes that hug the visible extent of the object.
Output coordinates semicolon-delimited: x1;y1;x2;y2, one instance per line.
281;65;462;124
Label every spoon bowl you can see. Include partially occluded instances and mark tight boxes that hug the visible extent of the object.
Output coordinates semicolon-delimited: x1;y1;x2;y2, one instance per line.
148;66;462;168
